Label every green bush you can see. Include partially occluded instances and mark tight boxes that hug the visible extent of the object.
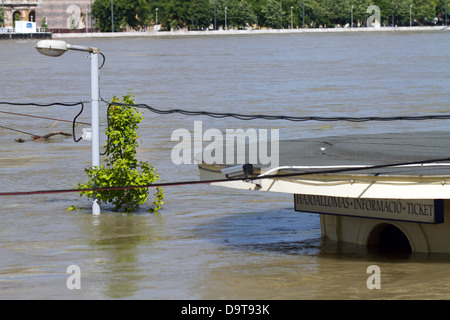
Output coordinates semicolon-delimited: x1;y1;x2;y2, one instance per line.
76;93;164;213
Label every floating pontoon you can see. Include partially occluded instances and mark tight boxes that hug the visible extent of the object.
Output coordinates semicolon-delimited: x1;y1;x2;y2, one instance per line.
198;131;450;253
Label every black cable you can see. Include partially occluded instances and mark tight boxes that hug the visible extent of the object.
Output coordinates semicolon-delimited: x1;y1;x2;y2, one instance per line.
3;98;450;158
1;156;450;197
100;102;112;155
1;99;450;196
72;102;85;143
0;101;83;108
104;100;450;123
0;101;87;143
99;52;106;70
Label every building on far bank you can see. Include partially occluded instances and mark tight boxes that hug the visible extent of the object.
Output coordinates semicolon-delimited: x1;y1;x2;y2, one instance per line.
2;0;93;32
2;0;38;28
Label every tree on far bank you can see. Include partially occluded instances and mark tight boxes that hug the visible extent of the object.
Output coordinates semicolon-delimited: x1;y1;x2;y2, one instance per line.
92;0;442;31
93;0;151;32
226;0;257;28
262;0;284;28
188;0;210;29
412;0;438;23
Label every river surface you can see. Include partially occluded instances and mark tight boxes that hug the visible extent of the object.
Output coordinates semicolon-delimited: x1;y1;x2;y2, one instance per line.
1;31;450;300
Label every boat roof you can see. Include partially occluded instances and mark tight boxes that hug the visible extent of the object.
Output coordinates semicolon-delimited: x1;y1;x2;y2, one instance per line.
272;131;450;176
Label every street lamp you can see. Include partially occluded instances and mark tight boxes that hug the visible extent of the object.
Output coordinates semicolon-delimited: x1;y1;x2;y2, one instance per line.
302;0;305;28
410;5;412;27
2;0;5;28
351;5;353;28
111;0;114;32
35;40;102;215
280;0;282;29
445;0;448;26
225;7;227;31
391;0;394;26
291;6;293;29
90;0;93;32
156;8;158;28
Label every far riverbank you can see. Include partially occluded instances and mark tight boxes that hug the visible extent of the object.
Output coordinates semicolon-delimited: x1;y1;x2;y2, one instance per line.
53;25;449;39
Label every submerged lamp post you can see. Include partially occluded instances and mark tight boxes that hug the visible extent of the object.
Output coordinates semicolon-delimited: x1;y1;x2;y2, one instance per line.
35;40;101;215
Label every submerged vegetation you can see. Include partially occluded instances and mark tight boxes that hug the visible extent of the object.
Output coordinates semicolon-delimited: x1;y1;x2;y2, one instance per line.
76;93;164;213
92;0;448;32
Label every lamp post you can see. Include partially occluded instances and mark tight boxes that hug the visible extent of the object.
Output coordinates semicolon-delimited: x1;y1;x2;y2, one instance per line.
2;0;5;28
156;8;158;28
35;40;101;215
90;0;93;32
302;0;305;28
111;0;114;32
445;0;448;26
391;0;394;26
410;5;412;27
291;6;293;29
351;5;353;28
225;7;227;31
280;0;282;29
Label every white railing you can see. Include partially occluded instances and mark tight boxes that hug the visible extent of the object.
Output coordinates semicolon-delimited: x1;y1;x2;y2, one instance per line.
0;27;15;33
0;27;49;33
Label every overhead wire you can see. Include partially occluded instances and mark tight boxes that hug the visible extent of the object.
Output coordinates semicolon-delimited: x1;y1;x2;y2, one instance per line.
2;156;450;197
2;87;450;196
103;99;450;123
0;101;87;143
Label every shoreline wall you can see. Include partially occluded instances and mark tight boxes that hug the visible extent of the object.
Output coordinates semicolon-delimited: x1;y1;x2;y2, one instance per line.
53;25;449;39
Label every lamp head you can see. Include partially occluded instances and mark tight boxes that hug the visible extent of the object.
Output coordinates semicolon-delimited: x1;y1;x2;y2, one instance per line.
35;40;68;57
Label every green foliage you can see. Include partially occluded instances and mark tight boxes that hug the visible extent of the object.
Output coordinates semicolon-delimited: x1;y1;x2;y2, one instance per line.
91;0;445;31
412;0;438;22
93;0;151;32
227;0;258;28
188;0;211;29
41;17;49;29
76;93;164;213
261;0;282;28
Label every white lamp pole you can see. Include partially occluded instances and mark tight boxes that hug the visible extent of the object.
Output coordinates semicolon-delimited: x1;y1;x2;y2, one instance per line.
35;40;101;215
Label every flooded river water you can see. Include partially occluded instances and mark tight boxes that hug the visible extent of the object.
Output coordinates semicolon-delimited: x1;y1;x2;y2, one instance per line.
1;31;450;300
